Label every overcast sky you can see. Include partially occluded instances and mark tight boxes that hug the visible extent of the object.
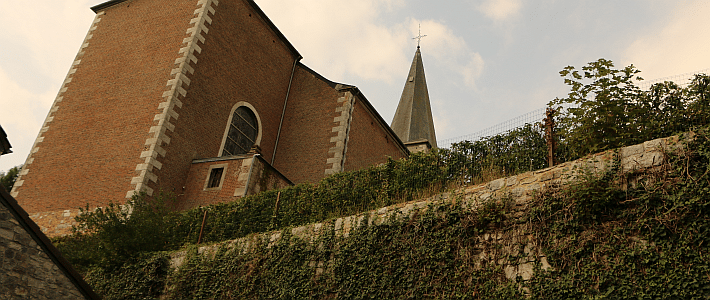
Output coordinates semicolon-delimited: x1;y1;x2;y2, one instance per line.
2;0;710;172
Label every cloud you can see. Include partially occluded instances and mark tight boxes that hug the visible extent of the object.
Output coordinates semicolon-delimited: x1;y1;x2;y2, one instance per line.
622;1;710;82
0;67;57;171
411;19;485;89
255;0;410;83
476;0;522;21
256;0;484;90
0;0;97;172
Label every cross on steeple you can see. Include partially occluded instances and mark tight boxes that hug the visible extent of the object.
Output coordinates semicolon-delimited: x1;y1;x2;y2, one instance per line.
413;24;427;48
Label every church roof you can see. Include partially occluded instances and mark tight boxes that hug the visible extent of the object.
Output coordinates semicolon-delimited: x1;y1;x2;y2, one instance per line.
391;47;437;148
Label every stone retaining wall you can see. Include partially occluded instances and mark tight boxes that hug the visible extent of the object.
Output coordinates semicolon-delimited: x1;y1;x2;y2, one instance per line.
169;135;681;280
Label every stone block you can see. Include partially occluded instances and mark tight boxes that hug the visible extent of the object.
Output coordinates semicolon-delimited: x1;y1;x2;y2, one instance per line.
539;171;553;182
519;174;537;184
621;144;644;158
506;176;518;186
643;138;665;152
0;228;14;240
524;183;541;193
489;179;506;191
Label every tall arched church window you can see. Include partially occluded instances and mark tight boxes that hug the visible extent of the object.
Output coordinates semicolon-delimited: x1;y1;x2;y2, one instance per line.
221;106;258;156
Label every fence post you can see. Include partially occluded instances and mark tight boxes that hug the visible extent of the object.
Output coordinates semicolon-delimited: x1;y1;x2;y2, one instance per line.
543;108;557;167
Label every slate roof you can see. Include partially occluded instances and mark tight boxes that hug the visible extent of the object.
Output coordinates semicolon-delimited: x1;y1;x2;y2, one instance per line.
390;47;438;148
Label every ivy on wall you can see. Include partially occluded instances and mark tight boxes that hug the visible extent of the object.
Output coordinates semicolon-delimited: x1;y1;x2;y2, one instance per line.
78;128;710;299
52;60;710;299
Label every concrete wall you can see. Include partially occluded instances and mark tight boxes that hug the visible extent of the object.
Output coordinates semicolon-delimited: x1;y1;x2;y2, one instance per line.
0;204;86;299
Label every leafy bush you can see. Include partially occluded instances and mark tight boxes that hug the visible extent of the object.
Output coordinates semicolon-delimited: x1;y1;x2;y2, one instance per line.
55;192;178;271
525;130;710;298
0;165;21;192
551;59;710;160
449;123;547;180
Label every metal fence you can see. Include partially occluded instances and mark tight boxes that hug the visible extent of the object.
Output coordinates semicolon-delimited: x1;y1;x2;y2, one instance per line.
637;68;710;90
438;108;546;148
438;69;710;148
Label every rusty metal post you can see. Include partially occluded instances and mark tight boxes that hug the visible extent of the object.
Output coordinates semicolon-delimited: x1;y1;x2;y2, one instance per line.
197;210;208;244
543;108;557;167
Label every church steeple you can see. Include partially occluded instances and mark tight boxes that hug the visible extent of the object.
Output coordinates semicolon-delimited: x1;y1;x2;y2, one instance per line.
391;46;437;153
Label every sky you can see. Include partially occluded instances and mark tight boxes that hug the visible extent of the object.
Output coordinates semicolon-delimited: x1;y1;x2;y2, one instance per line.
2;0;710;173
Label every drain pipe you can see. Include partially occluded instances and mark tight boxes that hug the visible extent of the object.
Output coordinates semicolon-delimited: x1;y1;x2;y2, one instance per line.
272;55;302;165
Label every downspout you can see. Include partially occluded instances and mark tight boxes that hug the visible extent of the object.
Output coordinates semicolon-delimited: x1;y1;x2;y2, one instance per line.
272;55;303;165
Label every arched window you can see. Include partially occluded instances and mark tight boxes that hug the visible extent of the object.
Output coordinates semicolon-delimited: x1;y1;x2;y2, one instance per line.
221;106;259;156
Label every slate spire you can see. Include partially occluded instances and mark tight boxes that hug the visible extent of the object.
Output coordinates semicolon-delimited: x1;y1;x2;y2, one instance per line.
391;46;437;152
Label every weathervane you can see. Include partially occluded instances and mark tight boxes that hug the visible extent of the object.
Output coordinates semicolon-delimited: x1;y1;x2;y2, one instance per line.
413;24;427;48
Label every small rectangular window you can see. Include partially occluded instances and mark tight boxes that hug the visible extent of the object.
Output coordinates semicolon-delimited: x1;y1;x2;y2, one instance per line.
207;167;224;188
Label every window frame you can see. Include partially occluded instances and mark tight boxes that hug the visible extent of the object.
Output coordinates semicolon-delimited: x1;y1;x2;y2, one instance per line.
218;101;262;157
203;163;228;191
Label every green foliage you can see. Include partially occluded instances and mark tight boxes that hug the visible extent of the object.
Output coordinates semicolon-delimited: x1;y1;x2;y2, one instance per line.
525;129;710;298
55;192;177;271
64;128;710;299
167;203;521;300
551;59;710;160
449;123;547;180
85;253;170;300
0;165;21;192
165;150;464;247
551;59;645;156
56;59;710;298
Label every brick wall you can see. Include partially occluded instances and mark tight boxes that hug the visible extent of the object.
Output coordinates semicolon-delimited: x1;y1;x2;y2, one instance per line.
344;97;407;172
13;0;299;212
154;0;297;200
28;209;82;237
13;0;198;212
0;204;86;299
13;0;409;230
272;66;341;183
178;154;291;211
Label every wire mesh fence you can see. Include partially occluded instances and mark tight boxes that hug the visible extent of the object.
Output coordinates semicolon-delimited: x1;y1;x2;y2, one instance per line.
637;68;710;90
438;68;710;149
438;108;546;148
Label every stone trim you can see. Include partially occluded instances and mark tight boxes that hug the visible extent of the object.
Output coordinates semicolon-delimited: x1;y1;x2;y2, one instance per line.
233;156;255;197
127;0;219;198
325;91;355;175
203;163;228;191
11;12;105;198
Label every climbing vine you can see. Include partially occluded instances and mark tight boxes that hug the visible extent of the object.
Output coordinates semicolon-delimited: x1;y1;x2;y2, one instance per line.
71;128;710;299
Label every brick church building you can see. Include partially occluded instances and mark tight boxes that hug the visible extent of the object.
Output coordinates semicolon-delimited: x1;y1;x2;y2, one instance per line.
10;0;437;235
